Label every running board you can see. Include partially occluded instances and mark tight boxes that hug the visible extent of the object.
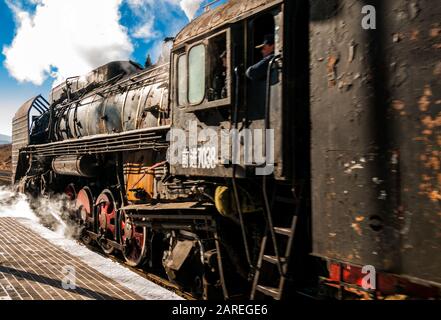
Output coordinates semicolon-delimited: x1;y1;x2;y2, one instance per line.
121;201;214;212
24;125;170;157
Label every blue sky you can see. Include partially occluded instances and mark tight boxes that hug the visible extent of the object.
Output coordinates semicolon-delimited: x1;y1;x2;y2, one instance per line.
0;0;225;136
0;0;48;133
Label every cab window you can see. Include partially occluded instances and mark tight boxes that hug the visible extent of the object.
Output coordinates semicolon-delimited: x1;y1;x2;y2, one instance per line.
188;44;206;104
177;54;187;105
175;29;231;110
207;32;227;102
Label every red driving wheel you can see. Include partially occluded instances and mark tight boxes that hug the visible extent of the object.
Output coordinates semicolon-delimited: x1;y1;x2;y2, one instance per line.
96;189;118;255
75;186;94;245
64;183;77;218
120;210;147;267
64;183;77;201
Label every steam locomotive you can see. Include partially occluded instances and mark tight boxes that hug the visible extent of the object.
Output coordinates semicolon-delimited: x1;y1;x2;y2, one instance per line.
12;0;441;300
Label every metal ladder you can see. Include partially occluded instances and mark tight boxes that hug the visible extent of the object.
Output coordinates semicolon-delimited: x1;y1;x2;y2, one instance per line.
251;184;300;300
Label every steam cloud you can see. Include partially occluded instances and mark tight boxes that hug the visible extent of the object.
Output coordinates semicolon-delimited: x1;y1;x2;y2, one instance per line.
0;186;79;239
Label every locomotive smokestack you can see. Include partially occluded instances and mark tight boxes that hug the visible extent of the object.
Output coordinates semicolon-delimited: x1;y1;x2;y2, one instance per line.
144;54;153;69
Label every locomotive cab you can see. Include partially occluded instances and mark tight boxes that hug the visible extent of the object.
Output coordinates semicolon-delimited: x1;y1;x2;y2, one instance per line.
169;0;289;180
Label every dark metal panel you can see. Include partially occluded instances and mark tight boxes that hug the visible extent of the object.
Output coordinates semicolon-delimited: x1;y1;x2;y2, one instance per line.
311;0;441;285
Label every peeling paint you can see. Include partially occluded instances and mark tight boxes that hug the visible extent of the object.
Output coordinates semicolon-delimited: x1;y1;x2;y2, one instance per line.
408;0;420;20
418;85;432;111
327;55;339;87
348;41;356;62
410;30;419;40
392;100;405;110
429;191;441;202
427;155;440;171
400;211;413;235
393;64;409;87
351;223;362;236
430;26;441;38
391;152;399;165
421;115;441;129
344;163;364;174
434;62;441;76
378;190;387;200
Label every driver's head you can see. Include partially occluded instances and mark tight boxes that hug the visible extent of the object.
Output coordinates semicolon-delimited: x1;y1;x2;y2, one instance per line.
261;43;275;58
256;34;275;58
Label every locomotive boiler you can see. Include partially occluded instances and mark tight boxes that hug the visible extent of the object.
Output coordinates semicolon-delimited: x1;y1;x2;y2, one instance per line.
11;0;441;300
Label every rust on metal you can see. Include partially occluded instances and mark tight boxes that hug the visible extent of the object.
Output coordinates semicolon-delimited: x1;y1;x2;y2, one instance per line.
174;0;282;46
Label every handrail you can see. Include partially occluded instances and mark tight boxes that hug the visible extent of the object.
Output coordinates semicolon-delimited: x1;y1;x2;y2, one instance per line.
262;54;283;276
232;65;254;272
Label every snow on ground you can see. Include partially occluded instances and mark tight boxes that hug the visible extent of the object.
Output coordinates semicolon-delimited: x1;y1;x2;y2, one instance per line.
16;217;183;300
0;186;182;300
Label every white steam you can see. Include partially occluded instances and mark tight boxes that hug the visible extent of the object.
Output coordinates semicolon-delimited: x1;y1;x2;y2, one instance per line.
0;187;38;221
0;186;77;239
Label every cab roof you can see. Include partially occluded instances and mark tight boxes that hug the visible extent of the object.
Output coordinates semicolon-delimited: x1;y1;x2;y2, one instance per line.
173;0;282;47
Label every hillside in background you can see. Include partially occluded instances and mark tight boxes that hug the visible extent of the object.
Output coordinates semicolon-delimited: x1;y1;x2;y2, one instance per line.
0;134;11;145
0;144;12;172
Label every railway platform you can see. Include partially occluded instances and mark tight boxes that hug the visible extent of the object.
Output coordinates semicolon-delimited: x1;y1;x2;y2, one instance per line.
0;217;181;300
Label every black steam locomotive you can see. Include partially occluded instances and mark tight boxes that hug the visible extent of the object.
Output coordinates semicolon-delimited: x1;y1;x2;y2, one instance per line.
12;0;441;300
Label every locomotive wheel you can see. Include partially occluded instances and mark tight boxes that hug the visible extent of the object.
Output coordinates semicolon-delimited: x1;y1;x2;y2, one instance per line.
64;184;77;201
120;210;147;267
75;187;94;245
64;183;77;218
96;189;118;255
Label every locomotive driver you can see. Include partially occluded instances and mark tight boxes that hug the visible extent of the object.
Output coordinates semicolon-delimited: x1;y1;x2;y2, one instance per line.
245;34;278;120
246;34;275;81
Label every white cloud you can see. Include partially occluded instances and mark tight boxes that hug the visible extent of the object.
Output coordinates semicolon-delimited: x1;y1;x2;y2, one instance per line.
126;0;159;41
3;0;133;86
2;0;204;86
133;18;159;40
179;0;203;21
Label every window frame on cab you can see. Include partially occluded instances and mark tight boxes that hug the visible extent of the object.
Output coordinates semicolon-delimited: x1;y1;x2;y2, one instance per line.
173;28;232;112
